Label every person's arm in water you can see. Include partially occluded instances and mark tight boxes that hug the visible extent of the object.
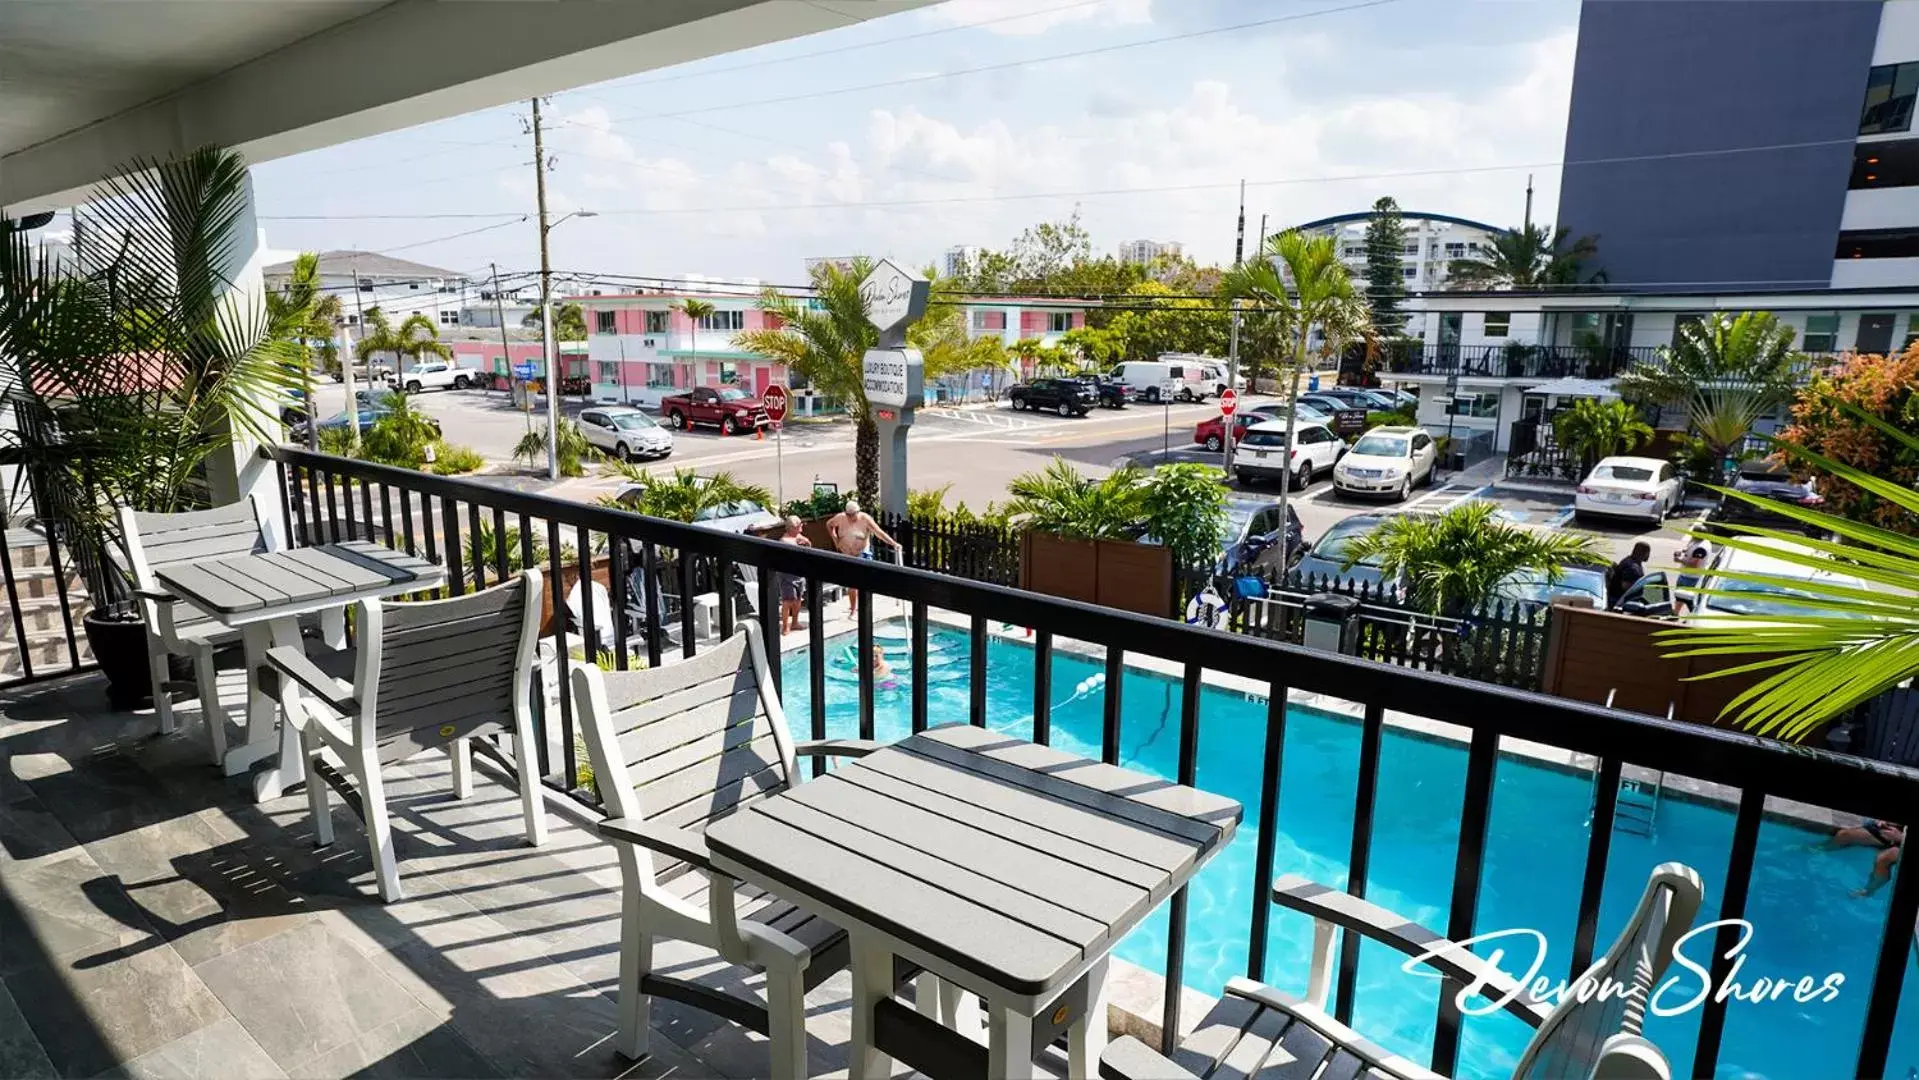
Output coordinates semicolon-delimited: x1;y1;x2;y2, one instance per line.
1856;845;1903;897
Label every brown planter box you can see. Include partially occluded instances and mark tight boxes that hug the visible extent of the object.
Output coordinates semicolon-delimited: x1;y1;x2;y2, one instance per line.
1020;532;1173;617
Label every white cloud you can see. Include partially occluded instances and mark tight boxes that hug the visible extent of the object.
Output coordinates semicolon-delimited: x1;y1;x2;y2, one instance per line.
921;0;1151;37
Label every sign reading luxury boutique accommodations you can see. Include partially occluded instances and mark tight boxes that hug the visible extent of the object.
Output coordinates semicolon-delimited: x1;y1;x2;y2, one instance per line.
861;350;922;409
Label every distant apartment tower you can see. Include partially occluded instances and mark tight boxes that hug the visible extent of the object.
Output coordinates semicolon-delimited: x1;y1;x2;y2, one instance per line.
1556;0;1919;291
940;246;982;279
1291;212;1505;337
1118;238;1182;265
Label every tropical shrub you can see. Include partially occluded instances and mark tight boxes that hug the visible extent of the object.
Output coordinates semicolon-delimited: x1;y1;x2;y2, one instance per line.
1137;463;1229;570
1552;398;1652;468
1779;346;1919;532
780;486;848;521
612;467;772;523
360;393;439;467
513;419;597;477
1339;500;1603;617
1365;408;1416;431
430;444;485;476
1004;459;1145;540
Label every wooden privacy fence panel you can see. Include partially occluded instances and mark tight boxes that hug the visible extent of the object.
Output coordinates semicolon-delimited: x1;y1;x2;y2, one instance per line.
1539;605;1794;732
1019;532;1174;618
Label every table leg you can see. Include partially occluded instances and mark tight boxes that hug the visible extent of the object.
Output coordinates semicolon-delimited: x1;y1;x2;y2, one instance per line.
846;931;895;1080
220;622;278;778
987;1002;1041;1080
248;616;309;803
1066;955;1111;1080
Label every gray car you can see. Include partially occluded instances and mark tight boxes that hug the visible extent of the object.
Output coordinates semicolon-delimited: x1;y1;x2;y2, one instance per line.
579;406;673;461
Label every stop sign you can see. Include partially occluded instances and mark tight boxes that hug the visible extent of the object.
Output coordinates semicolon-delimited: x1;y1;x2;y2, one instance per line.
763;383;789;423
1219;388;1238;417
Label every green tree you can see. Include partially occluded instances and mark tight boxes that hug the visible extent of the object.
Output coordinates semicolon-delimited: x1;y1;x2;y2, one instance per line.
360;392;442;467
1660;408;1919;741
609;466;773;523
1100;282;1229;362
1138;463;1229;571
1552;398;1653;470
736;260;885;505
513;418;596;477
1779;345;1919;533
356;308;452;377
910;270;1005;382
1221;230;1374;555
1004;459;1145;540
1446;223;1602;289
522;300;587;341
1059;325;1125;369
1341;500;1603;617
677;297;716;377
264;251;345;450
1363;196;1408;337
1620;311;1803;481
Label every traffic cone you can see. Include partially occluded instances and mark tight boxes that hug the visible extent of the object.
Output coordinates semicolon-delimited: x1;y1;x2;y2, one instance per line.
755;425;764;441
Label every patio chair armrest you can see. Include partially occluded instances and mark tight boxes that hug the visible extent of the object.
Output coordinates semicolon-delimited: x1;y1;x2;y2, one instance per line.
132;586;178;603
1099;1035;1201;1080
264;644;360;716
599;817;712;872
793;738;883;759
1271;875;1551;1028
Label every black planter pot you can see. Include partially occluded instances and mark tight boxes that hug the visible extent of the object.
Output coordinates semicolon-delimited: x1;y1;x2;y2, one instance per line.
83;610;158;711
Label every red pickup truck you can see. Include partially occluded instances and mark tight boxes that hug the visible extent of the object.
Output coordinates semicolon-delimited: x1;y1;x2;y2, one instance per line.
659;386;771;435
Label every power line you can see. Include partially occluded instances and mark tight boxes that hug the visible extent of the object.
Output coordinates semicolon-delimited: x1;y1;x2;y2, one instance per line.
259;212;528;221
377;216;532;255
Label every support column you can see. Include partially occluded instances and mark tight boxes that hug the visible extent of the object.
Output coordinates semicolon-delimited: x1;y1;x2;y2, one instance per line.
200;164;286;549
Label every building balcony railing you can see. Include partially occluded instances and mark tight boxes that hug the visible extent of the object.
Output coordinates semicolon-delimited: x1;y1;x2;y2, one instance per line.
194;445;1919;1078
1377;341;1666;380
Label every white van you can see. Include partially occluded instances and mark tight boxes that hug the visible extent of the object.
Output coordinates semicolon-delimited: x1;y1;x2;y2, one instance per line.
1162;353;1238;397
1110;359;1209;403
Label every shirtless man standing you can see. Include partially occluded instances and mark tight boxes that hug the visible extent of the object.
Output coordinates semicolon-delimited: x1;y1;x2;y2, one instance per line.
826;498;901;616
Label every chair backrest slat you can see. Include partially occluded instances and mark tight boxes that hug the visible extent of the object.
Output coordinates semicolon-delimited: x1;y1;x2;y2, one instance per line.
369;575;535;749
614;673;763;768
126;501;266;576
1514;862;1703;1080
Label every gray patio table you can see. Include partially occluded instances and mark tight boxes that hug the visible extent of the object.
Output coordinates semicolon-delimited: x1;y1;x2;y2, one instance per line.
704;723;1241;1080
155;540;443;802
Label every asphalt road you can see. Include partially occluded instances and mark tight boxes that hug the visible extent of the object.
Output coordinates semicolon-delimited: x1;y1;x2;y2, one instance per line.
299;383;1696;571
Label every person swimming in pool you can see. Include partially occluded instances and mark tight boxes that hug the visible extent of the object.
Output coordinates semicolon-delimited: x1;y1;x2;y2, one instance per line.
1827;820;1905;897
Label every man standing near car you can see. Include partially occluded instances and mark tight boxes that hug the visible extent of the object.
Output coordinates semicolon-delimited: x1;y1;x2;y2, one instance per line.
1607;541;1652;609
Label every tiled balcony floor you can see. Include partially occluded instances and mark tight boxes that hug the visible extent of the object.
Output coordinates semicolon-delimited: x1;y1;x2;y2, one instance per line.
0;666;913;1080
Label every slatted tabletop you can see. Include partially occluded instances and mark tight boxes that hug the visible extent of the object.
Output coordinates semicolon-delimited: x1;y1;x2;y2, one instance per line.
705;724;1241;1001
155;541;443;620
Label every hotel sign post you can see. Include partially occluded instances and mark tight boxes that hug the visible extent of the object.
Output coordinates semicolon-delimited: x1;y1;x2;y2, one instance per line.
859;259;930;518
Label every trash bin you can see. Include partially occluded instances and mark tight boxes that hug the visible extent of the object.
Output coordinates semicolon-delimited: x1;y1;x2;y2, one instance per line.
1308;373;1321;393
1301;592;1360;654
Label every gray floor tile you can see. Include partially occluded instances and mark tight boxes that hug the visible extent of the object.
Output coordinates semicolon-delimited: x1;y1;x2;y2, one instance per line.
0;978;57;1080
0;850;153;976
279;1005;498;1080
100;1017;284;1080
2;938;228;1079
193;921;439;1069
0;789;79;863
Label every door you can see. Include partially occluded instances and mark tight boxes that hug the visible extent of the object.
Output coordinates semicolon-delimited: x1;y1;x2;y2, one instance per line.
1438;313;1462;372
1411;432;1435;477
1858;312;1896;354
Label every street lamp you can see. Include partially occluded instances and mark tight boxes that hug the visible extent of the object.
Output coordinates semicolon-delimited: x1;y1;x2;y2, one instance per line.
539;208;597;480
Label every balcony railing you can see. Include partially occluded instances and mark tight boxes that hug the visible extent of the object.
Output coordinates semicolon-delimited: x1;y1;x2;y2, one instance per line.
1378;342;1664;380
56;444;1894;1076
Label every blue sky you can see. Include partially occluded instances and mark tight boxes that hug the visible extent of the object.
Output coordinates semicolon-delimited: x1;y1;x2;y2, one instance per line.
250;0;1581;283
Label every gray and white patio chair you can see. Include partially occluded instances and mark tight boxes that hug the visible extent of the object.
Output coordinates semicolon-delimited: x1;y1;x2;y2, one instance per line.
119;500;270;765
571;623;927;1080
267;570;549;902
1101;862;1704;1080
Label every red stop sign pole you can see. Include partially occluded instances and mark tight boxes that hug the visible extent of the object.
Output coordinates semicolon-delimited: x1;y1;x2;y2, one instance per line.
763;383;789;507
763;383;789;423
1219;388;1238;416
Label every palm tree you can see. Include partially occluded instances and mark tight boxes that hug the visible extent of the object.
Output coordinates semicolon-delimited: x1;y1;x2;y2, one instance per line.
0;146;306;616
736;262;886;504
677;298;717;384
1340;500;1603;617
1446;223;1601;289
1552;397;1653;470
521;300;587;341
355;308;451;383
1619;311;1803;481
1659;409;1919;742
1003;459;1145;540
907;270;1006;384
264;251;345;450
1221;230;1374;563
608;465;773;523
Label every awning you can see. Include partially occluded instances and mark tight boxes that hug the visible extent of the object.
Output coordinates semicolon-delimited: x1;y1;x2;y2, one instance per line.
1519;377;1619;399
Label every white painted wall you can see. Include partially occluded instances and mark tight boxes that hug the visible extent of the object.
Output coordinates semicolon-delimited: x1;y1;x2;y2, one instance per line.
1875;0;1919;64
1840;185;1919;232
1832;257;1919;288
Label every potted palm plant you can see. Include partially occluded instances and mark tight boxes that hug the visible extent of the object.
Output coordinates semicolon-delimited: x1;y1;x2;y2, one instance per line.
0;148;304;707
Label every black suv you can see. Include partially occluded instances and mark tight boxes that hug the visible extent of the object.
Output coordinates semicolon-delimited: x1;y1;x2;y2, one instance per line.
1007;378;1098;417
1071;375;1133;409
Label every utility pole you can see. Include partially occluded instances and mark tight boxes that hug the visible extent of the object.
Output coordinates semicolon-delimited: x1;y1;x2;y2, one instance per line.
1256;213;1267;255
1524;173;1535;233
344;261;366;451
532;96;560;482
1225;181;1245;474
489;262;513;401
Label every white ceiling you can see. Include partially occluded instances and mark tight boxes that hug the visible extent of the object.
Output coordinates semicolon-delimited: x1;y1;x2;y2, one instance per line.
0;1;386;157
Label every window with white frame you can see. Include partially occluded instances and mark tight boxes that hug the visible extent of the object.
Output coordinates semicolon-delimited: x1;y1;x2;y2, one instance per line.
439;310;459;326
595;310;617;334
646;364;676;389
1483;312;1511;337
972;310;1006;331
699;310;745;331
645;310;669;334
717;362;742;384
1048;312;1072;333
597;361;619;381
1402;266;1417;279
1445;392;1499;419
1803;313;1839;352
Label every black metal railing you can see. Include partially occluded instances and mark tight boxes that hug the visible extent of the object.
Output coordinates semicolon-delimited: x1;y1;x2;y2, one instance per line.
0;518;94;689
1377;341;1664;380
263;444;1919;1079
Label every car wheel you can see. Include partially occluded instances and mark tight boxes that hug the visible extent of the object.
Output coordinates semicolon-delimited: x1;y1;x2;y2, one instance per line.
453;375;469;390
1010;397;1026;411
405;380;422;393
1397;476;1411;501
1236;470;1254;485
1297;464;1313;491
1056;402;1072;417
1204;435;1222;452
1146;387;1161;404
1573;511;1591;526
669;411;688;430
615;442;631;461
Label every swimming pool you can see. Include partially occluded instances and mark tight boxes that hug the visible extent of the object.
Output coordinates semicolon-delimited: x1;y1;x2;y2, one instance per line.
780;621;1918;1079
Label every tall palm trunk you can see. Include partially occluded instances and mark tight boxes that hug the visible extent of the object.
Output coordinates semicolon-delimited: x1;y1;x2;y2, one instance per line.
1272;323;1312;565
854;411;880;507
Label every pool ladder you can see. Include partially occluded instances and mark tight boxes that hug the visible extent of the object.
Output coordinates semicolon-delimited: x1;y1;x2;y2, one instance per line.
1592;691;1667;838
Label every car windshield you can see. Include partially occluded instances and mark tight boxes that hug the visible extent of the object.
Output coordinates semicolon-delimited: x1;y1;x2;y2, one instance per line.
1311;521;1383;566
1709;574;1872;619
1350;435;1409;457
611;413;658;430
1240;430;1289;447
716;388;749;401
1498;566;1608;604
694;499;766;522
1596;465;1654;482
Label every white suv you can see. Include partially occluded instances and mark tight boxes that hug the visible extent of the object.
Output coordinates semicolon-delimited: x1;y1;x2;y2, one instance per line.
1234;420;1344;489
578;406;673;461
1333;425;1438;501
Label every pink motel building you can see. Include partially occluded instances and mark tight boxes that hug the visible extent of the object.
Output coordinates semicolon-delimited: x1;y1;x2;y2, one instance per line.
577;291;1093;407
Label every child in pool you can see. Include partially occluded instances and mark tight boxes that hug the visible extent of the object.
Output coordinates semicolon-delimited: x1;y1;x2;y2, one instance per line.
870;645;899;690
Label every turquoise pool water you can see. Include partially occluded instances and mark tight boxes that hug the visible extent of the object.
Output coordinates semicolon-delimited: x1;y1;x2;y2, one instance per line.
779;622;1918;1079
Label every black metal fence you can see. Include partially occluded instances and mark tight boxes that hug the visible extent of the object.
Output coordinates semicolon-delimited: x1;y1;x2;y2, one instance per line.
1376;342;1663;380
881;512;1022;587
0;520;92;687
256;444;1919;1078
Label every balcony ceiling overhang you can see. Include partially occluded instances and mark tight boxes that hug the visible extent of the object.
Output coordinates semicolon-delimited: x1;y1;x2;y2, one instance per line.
1;0;925;213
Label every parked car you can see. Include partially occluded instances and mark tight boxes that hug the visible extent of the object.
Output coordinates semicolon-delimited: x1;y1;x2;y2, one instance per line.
1294;393;1369;436
1616;537;1872;624
301;404;441;441
1293;514;1395;591
1007;377;1097;416
1573;455;1684;523
1700;470;1828;538
1217;497;1306;576
578;406;673;461
1071;375;1134;408
1306;387;1382;411
611;480;779;534
1493;563;1610;613
1234;420;1345;489
398;359;482;393
1193;404;1333;451
659;386;770;434
282;388;379;428
1333;426;1438;501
